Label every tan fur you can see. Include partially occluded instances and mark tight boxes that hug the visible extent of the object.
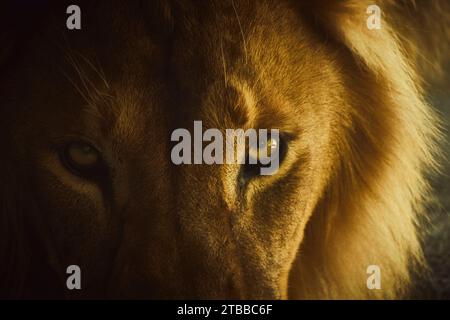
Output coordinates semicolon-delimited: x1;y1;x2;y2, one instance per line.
288;0;447;299
0;0;448;299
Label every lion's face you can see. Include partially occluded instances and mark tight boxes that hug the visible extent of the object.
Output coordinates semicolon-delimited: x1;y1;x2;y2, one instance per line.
3;0;438;299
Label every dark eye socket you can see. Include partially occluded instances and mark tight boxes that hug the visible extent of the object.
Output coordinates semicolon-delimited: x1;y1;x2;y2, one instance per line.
239;133;288;184
59;141;108;181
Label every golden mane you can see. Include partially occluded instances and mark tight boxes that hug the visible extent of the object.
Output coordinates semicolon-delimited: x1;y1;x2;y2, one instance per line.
289;0;448;299
0;0;448;299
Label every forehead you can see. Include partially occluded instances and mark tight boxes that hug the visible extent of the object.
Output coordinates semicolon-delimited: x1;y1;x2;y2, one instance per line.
19;1;172;150
169;0;316;130
24;0;324;149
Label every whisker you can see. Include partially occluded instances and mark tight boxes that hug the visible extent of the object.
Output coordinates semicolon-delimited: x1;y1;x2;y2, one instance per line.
59;68;90;104
75;51;110;89
231;0;248;64
66;50;111;105
64;51;91;98
220;39;228;86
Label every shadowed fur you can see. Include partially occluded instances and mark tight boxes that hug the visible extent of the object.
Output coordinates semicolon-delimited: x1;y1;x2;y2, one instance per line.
0;0;448;299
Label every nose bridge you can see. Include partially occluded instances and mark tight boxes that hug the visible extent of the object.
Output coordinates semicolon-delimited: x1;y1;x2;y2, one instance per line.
108;136;181;298
111;149;281;298
176;163;239;238
173;163;249;298
176;163;286;299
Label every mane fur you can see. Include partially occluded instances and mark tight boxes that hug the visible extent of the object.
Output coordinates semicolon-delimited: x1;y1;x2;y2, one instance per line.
0;0;448;299
289;0;447;299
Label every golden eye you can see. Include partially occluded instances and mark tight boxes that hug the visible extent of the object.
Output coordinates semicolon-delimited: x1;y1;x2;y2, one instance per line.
60;141;104;179
248;136;279;161
241;134;286;184
266;137;278;157
67;143;99;167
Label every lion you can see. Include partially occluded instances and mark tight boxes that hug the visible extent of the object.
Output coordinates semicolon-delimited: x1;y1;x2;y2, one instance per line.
0;0;449;299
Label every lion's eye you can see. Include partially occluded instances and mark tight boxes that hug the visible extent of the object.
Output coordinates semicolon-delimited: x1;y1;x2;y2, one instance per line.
248;136;278;160
240;134;287;184
59;141;105;180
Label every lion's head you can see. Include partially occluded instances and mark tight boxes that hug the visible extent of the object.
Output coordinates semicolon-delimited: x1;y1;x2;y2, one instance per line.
1;0;445;299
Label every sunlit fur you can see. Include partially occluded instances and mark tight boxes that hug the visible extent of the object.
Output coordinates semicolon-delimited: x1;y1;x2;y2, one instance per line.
287;0;448;299
0;0;448;299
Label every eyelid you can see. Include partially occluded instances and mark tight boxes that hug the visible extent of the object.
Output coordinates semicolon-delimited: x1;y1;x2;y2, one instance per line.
50;133;103;153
